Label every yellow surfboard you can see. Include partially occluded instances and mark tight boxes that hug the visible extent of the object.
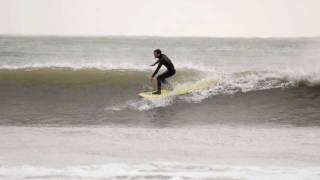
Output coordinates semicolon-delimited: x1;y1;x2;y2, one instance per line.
138;80;215;100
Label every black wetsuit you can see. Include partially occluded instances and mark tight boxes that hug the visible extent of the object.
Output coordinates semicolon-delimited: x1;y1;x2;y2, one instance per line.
152;54;176;92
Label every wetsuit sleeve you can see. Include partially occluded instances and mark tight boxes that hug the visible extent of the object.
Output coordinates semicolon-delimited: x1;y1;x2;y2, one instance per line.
153;60;160;65
152;61;162;78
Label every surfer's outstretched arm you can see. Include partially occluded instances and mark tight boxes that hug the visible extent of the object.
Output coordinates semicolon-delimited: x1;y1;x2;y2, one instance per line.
152;62;162;78
150;60;160;66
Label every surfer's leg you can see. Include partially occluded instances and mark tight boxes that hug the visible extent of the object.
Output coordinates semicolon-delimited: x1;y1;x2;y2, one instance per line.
153;71;168;94
161;70;175;82
153;70;175;94
154;75;163;94
163;70;175;90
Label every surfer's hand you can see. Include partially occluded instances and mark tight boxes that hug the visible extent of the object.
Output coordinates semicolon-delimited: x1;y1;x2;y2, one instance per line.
150;77;154;83
150;63;155;66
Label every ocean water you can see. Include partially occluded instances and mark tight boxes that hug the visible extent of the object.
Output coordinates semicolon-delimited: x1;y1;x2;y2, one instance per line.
1;36;320;127
0;36;320;179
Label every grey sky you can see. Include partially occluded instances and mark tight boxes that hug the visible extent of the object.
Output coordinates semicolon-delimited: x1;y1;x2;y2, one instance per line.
1;0;320;37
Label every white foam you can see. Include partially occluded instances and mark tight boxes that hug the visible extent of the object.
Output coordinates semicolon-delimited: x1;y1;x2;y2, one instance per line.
0;61;151;71
127;97;175;111
0;163;319;180
0;60;217;73
104;69;318;111
104;105;128;111
105;98;175;112
180;70;305;104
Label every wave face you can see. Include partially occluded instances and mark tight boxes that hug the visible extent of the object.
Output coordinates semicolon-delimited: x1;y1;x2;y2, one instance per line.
0;36;320;127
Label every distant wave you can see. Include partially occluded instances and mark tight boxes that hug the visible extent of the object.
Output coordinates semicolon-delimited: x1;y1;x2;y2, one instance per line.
0;67;318;88
0;61;217;72
0;67;208;86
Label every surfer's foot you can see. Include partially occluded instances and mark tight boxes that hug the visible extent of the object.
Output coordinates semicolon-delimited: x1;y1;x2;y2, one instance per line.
152;91;161;95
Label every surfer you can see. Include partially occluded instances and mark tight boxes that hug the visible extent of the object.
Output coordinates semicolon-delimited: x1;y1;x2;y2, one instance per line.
150;49;176;95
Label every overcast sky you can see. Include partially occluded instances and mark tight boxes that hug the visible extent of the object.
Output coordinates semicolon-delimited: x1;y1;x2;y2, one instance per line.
1;0;320;37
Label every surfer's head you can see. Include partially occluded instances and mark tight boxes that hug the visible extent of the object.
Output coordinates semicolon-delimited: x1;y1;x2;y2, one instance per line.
153;49;162;58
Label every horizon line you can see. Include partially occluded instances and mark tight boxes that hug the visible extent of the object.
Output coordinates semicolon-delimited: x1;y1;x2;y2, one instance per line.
0;33;319;39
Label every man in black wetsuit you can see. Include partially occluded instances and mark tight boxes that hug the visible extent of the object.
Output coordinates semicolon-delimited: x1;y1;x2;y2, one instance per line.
150;49;176;95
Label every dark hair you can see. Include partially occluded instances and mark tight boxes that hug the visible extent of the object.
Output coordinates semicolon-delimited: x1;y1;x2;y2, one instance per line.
154;49;162;54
